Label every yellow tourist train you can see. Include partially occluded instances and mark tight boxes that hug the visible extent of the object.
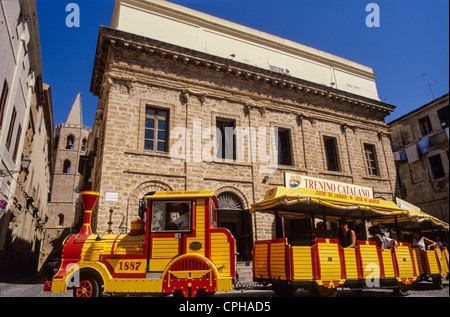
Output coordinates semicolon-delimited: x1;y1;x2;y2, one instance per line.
44;185;448;297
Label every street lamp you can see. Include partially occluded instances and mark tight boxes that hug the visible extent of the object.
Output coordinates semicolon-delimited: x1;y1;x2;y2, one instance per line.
21;156;31;170
0;156;31;177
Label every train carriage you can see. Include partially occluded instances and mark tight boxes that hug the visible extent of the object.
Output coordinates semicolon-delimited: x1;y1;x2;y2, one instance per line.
45;190;236;297
372;207;449;289
251;186;448;296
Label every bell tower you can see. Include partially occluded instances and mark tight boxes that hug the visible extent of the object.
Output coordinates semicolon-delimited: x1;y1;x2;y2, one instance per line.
39;93;91;270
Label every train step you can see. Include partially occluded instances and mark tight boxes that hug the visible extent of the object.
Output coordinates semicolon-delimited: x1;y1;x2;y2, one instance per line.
236;262;253;284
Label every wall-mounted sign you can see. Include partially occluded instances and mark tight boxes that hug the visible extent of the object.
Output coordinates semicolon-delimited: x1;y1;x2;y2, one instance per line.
105;192;119;202
0;200;7;213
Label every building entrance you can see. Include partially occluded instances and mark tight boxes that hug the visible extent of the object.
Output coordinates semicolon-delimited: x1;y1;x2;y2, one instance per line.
217;192;252;261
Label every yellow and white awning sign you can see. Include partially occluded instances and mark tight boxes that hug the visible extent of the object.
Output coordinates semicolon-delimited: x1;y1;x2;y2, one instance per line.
251;186;449;230
285;172;374;198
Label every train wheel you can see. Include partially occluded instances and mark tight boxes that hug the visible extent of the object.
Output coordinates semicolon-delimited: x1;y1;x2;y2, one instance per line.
393;283;409;296
272;283;297;297
172;290;185;297
196;289;216;297
73;276;102;297
432;276;443;290
311;285;337;297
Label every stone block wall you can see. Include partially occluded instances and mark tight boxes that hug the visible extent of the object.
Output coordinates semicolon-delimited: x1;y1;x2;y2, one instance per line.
88;28;396;241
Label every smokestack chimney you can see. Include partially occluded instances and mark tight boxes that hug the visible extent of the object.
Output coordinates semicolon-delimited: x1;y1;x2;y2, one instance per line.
79;191;100;236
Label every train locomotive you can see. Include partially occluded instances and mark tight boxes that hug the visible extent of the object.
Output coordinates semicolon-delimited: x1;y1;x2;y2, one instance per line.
45;190;236;297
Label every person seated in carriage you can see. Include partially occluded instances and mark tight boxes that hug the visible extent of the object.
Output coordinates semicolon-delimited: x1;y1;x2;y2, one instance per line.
338;218;356;248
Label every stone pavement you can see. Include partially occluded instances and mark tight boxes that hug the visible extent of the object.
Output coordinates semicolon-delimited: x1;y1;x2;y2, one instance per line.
0;272;448;298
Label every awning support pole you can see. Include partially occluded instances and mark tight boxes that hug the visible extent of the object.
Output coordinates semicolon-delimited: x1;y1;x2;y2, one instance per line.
322;206;328;239
361;209;367;241
394;216;402;242
311;212;315;242
275;211;283;239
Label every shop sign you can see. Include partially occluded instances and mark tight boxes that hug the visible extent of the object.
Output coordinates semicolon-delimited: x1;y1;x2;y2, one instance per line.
284;172;373;199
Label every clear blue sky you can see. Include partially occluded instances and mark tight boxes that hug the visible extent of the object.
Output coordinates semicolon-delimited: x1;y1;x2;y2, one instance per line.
36;0;449;128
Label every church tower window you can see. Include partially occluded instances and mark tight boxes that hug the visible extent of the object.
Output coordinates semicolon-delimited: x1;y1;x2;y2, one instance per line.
63;160;71;174
66;135;74;149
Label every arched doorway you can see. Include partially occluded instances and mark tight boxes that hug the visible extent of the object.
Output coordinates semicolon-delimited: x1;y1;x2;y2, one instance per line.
126;180;173;231
217;192;252;261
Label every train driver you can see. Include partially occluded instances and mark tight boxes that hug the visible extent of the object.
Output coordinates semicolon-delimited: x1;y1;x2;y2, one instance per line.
173;203;190;231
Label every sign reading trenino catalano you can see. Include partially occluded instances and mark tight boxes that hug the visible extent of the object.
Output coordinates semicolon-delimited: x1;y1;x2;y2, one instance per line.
284;172;374;199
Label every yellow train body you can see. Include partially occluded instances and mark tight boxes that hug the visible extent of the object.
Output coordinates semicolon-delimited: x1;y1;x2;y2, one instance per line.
48;190;236;297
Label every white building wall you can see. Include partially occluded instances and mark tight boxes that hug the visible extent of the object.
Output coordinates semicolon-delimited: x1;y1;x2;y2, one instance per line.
112;0;380;100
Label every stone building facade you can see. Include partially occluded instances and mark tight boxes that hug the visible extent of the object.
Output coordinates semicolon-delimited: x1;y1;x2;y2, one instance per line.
389;93;449;223
39;93;91;269
85;0;397;260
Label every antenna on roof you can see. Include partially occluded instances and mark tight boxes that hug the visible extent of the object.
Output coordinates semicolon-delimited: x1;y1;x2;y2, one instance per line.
416;73;437;100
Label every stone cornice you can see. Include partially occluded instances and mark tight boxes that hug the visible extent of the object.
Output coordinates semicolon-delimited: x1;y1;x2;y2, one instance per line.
91;26;396;117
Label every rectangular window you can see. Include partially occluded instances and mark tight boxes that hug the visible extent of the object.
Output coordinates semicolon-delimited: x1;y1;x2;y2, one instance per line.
437;105;449;129
418;116;432;136
12;124;22;162
428;154;445;179
277;128;292;166
144;107;168;152
364;143;379;176
6;107;17;150
324;136;340;172
58;214;64;227
216;118;236;160
0;80;9;130
151;201;191;232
